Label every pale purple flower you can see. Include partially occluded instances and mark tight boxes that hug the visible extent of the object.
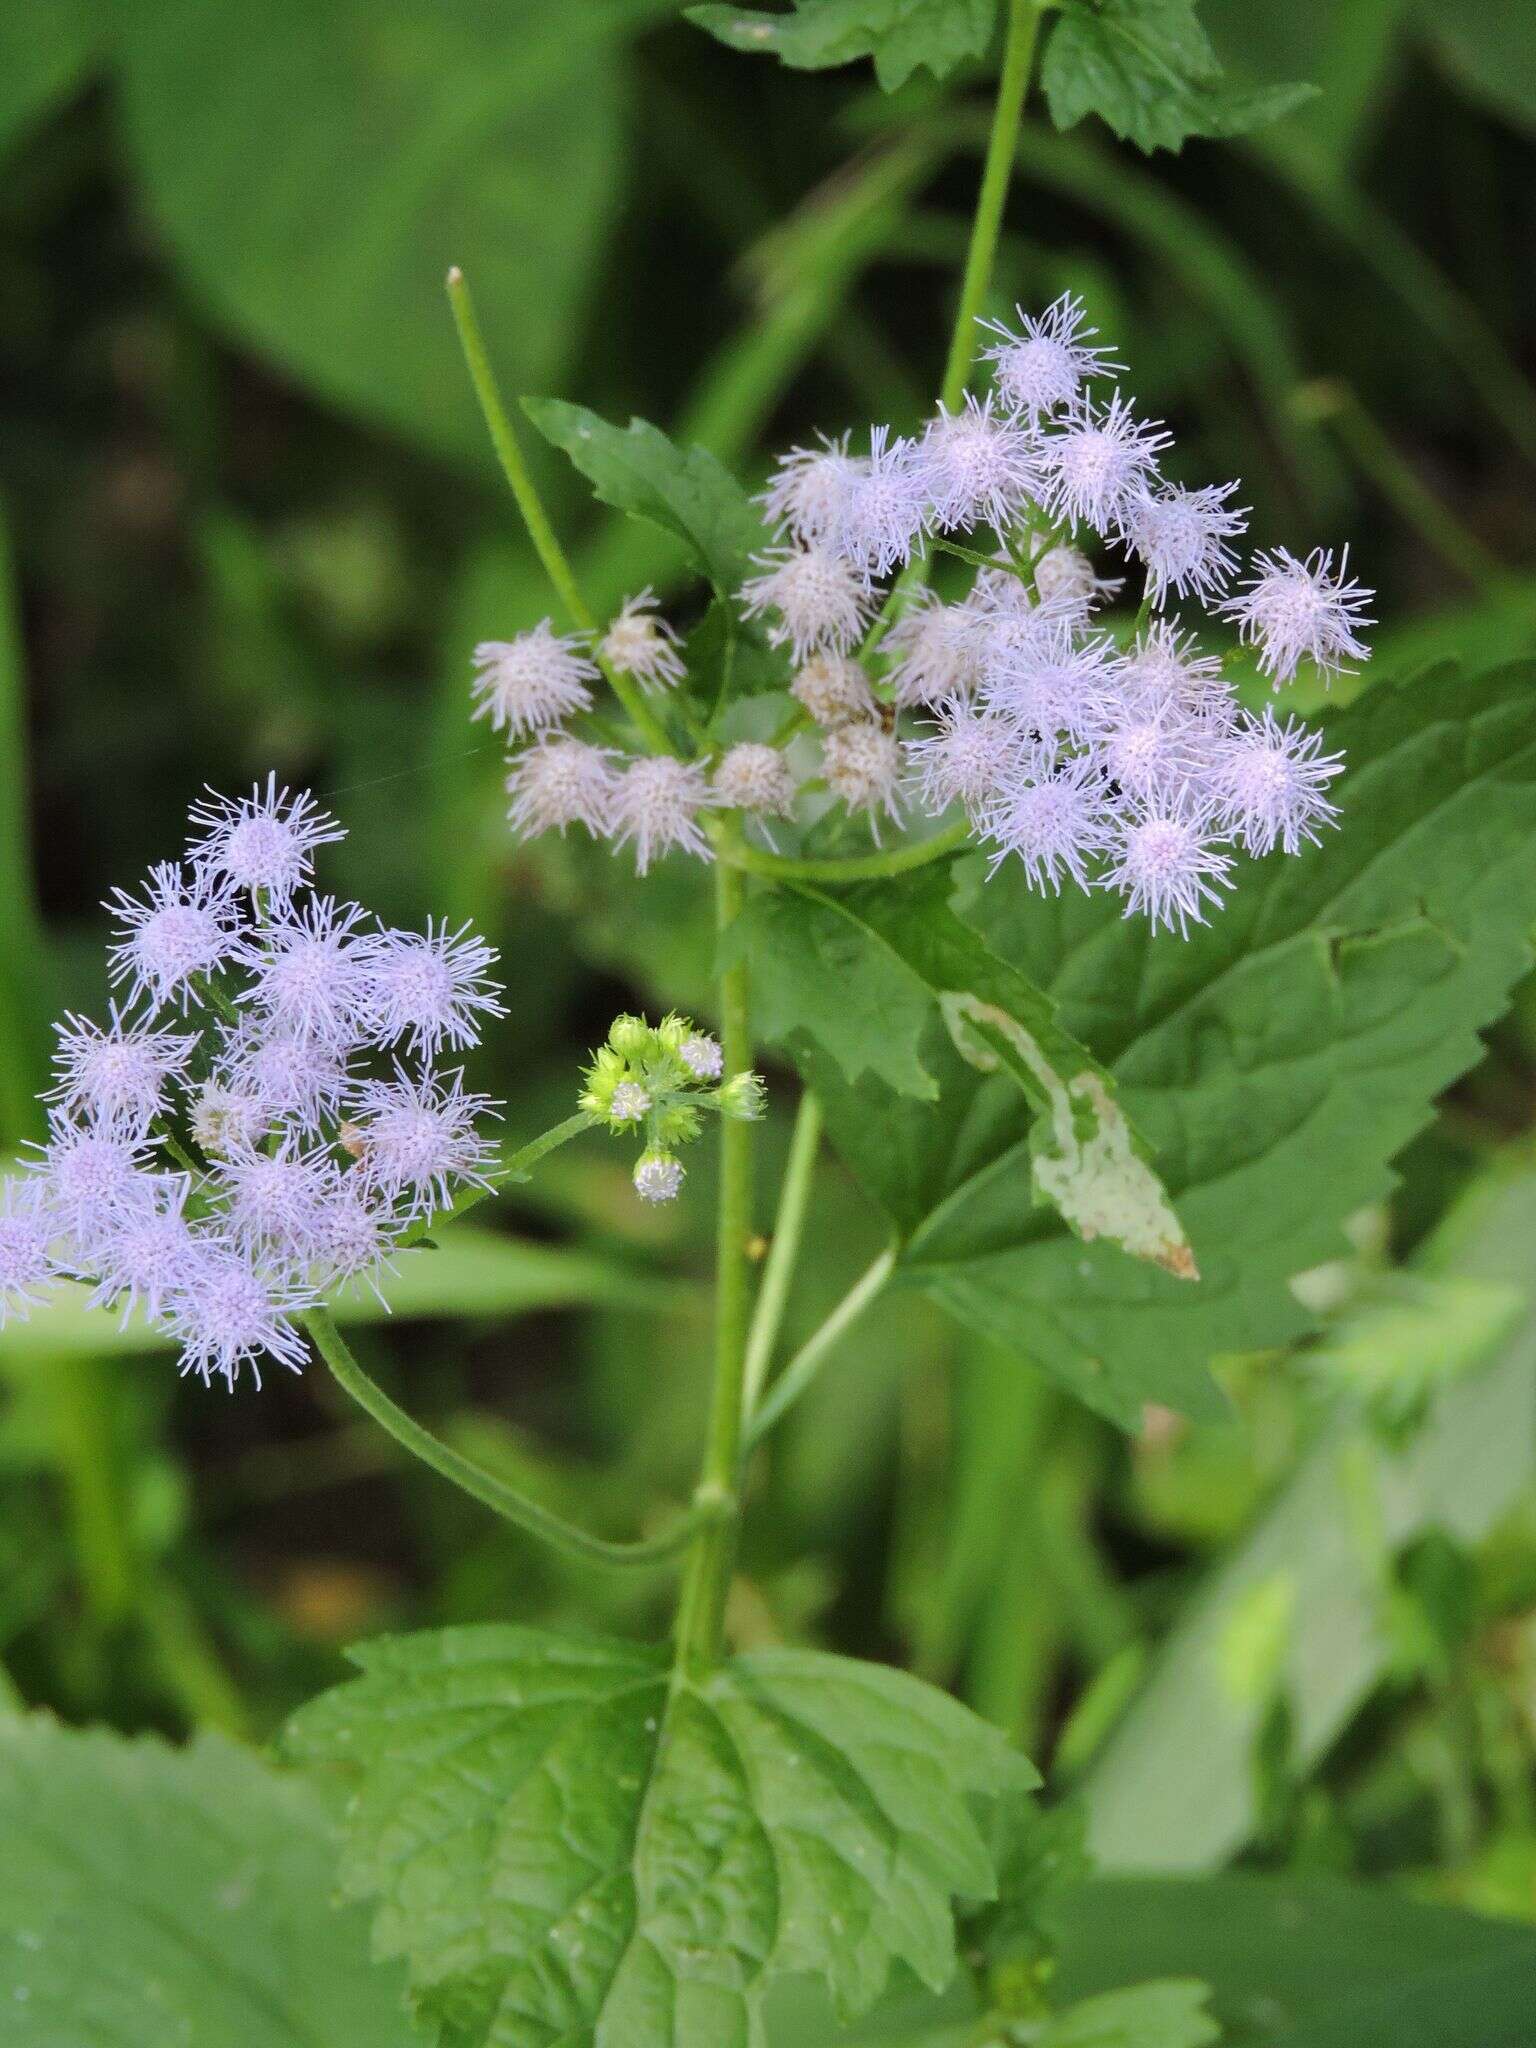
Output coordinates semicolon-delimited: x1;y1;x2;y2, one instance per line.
822;721;903;836
609;757;717;874
1119;624;1237;728
680;1033;723;1081
980;293;1122;424
836;427;927;577
1099;700;1214;807
470;621;597;737
1222;545;1374;684
712;743;797;819
1211;707;1345;856
161;1240;313;1388
242;895;373;1047
106;861;241;1011
919;395;1039;534
1122;481;1246;607
26;1118;159;1245
87;1178;196;1326
215;1136;339;1263
216;1020;349;1125
758;432;866;544
883;593;984;708
49;1009;196;1134
790;651;877;727
741;544;876;661
362;918;505;1060
905;701;1022;821
188;776;344;904
600;590;686;694
981;752;1118;895
0;1177;58;1325
504;737;618;838
981;622;1122;747
311;1178;403;1299
1102;797;1234;935
1037;391;1171;533
349;1068;500;1218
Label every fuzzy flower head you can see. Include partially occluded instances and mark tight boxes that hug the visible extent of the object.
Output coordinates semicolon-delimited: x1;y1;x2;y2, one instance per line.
1211;707;1345;856
188;776;344;904
49;1009;196;1134
823;720;904;836
215;1136;339;1263
470;621;597;738
0;1177;58;1325
836;427;927;578
1098;700;1214;807
349;1068;500;1218
919;395;1039;535
1038;391;1171;534
107;861;240;1012
242;895;373;1048
363;918;505;1061
600;590;686;694
26;1118;158;1246
759;433;865;544
86;1181;196;1326
1123;481;1246;608
790;651;877;728
504;737;617;839
1031;543;1122;623
884;594;984;709
1102;798;1233;935
712;742;797;819
216;1020;349;1126
1119;624;1237;728
980;293;1122;423
162;1243;313;1389
905;701;1022;822
610;756;717;874
1222;545;1375;684
982;752;1118;895
740;544;875;661
634;1149;684;1204
981;622;1122;747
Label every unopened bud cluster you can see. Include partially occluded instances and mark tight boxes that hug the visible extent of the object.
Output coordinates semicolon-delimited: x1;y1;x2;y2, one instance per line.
580;1013;764;1203
474;296;1373;936
0;780;504;1386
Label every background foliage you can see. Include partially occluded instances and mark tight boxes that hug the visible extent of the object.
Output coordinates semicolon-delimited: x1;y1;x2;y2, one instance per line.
3;0;1536;2038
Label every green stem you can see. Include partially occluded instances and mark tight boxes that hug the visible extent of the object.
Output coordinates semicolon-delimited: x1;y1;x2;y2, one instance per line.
719;818;970;885
305;1307;703;1568
673;863;756;1678
740;1091;823;1414
938;0;1045;414
447;267;674;755
747;1244;897;1448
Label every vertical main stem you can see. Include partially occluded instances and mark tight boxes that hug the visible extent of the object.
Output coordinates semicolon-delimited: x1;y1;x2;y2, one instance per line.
674;862;755;1678
938;0;1044;414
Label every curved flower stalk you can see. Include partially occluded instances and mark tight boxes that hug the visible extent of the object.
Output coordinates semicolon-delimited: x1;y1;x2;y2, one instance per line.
471;294;1367;937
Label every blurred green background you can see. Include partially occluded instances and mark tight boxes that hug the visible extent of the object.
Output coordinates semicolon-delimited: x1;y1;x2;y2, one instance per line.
2;0;1536;1911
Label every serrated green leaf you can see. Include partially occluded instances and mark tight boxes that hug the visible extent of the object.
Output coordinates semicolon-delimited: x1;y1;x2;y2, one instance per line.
115;0;626;470
810;664;1536;1426
0;1716;422;2046
1042;0;1316;154
286;1624;1035;2048
525;400;769;597
686;0;996;93
725;885;941;1101
809;870;1194;1279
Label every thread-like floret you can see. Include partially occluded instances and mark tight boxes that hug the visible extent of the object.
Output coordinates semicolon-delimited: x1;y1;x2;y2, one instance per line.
470;621;598;737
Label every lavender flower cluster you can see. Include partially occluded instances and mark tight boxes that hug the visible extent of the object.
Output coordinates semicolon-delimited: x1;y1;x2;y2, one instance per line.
0;780;505;1386
474;297;1372;934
